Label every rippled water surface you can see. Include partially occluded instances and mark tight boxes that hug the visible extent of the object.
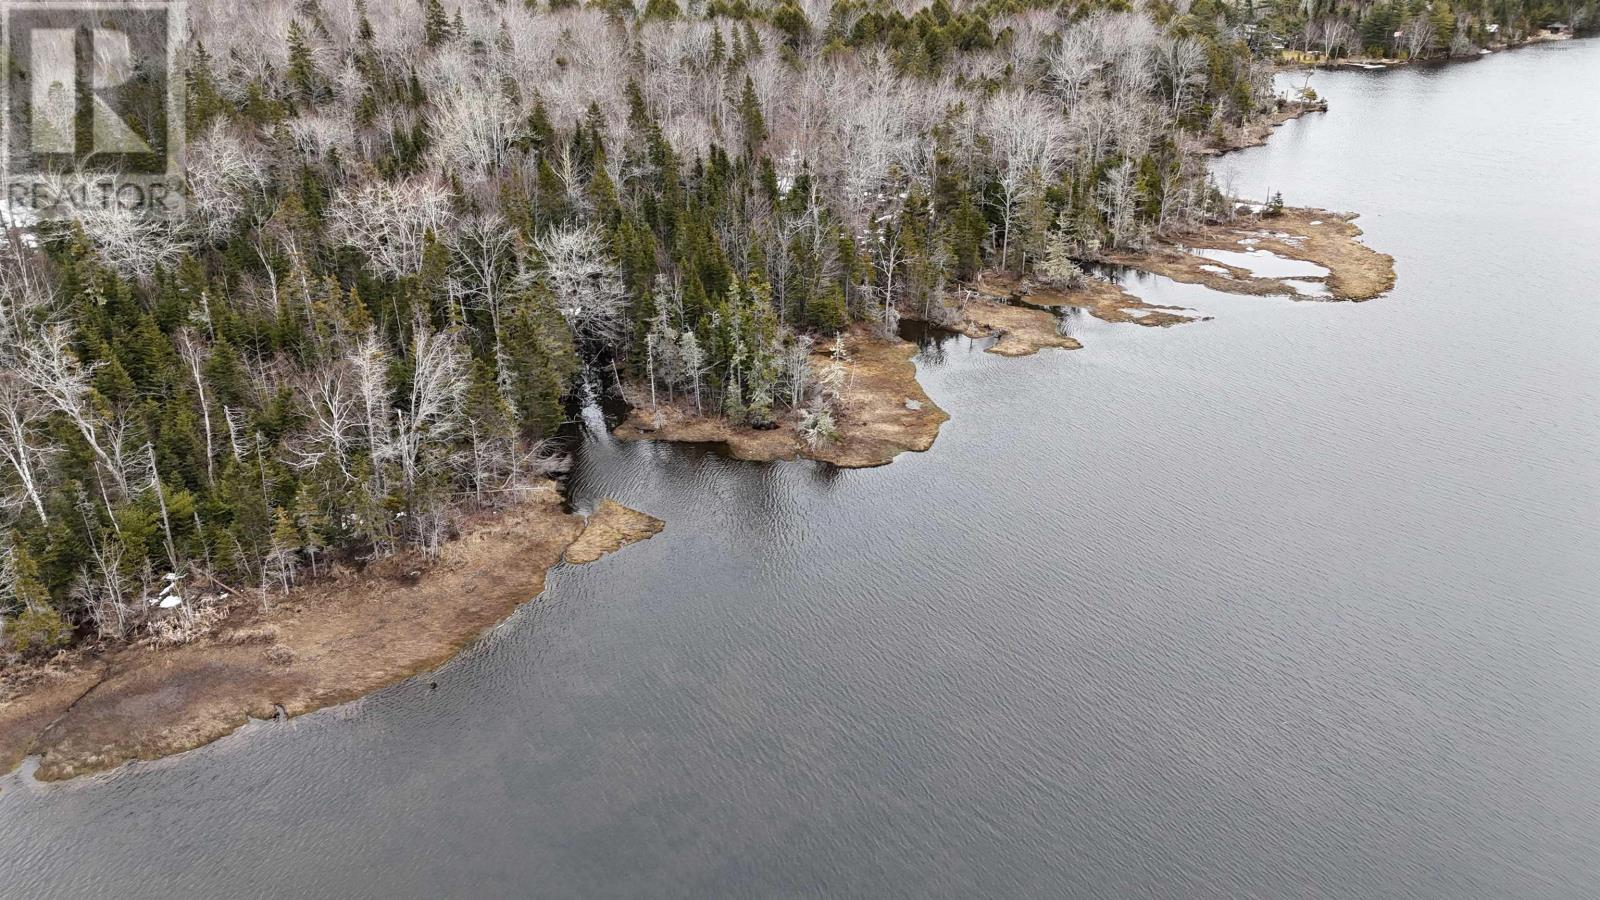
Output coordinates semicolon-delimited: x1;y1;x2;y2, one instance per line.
3;40;1598;900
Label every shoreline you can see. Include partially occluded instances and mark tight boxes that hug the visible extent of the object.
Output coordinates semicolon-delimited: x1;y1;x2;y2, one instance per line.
1201;99;1328;156
1101;206;1396;302
1;485;661;782
1;152;1395;788
612;205;1392;467
1284;28;1585;74
614;326;950;469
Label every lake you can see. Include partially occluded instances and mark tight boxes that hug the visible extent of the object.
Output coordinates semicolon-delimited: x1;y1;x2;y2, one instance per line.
2;39;1597;900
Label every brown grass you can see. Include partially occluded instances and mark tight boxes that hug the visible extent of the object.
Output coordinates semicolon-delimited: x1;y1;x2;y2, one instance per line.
968;273;1206;339
565;500;666;565
615;326;950;469
0;483;662;782
940;295;1083;357
1103;207;1396;303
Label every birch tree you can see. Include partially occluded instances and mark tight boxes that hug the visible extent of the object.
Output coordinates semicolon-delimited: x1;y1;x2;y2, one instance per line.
448;213;518;392
987;92;1065;269
1156;37;1207;118
185;122;269;244
0;373;54;523
327;178;454;280
394;321;468;505
20;327;132;498
1099;159;1143;249
530;225;630;346
175;329;217;484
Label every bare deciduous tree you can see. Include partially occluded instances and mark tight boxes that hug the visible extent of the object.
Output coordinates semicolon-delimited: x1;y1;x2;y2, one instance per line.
529;225;630;346
0;373;54;523
1099;159;1144;248
286;361;362;480
1404;17;1437;59
185;122;268;243
326;178;453;279
394;321;468;504
447;213;519;393
1317;19;1358;59
59;187;191;280
1156;36;1207;118
987;92;1065;269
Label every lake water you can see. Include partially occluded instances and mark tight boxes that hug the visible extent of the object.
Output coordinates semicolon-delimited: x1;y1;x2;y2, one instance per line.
3;40;1598;900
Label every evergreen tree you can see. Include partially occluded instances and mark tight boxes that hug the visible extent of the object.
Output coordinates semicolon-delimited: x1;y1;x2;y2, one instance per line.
287;20;318;102
738;76;767;155
504;288;578;438
424;0;454;48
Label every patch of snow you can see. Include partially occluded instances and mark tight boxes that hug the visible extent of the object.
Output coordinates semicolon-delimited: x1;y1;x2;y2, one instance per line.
159;595;185;609
905;399;922;411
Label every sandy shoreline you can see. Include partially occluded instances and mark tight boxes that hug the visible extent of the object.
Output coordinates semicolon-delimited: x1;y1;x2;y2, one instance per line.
1;485;661;782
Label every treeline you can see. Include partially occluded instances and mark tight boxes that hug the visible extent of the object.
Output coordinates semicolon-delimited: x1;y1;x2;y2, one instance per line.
0;0;1271;654
1245;0;1596;60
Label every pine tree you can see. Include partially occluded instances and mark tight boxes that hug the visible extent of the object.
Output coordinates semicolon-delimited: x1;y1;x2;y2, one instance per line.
7;538;51;613
424;0;454;49
187;44;227;132
738;76;767;155
504;288;578;438
292;485;326;578
1040;209;1086;288
355;0;375;42
710;28;727;68
264;507;300;596
643;0;679;20
287;20;318;102
4;539;71;656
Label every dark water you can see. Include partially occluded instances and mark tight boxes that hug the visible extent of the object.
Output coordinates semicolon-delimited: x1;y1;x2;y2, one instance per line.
3;41;1598;900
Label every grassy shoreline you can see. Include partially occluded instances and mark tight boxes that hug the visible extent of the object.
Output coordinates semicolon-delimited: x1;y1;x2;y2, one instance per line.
1;485;661;782
613;206;1394;468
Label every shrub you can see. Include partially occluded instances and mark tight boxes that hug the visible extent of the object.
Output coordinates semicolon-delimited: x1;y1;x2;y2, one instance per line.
7;606;73;657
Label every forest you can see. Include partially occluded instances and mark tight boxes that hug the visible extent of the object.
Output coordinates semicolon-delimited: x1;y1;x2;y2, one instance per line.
0;0;1580;656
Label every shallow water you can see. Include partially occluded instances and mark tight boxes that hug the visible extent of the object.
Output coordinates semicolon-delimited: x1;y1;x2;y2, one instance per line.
3;40;1598;900
1185;246;1332;280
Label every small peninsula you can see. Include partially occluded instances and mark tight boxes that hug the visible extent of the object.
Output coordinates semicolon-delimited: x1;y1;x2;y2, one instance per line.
1;486;660;781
